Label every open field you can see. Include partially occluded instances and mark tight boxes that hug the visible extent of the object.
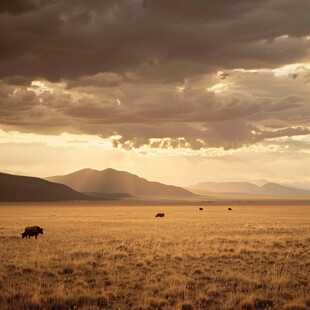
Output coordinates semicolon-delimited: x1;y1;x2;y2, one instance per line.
0;204;309;310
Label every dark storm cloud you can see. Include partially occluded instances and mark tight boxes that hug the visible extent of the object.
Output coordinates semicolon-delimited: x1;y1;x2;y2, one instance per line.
0;0;44;15
0;0;310;82
66;73;124;89
255;127;310;141
3;75;32;86
0;0;310;151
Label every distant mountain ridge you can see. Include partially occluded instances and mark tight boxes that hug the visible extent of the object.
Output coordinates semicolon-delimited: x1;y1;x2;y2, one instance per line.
187;181;310;197
280;182;310;191
47;168;195;198
0;172;90;202
2;169;308;202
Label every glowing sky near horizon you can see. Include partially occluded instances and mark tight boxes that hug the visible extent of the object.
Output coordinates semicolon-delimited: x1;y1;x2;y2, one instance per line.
0;0;309;186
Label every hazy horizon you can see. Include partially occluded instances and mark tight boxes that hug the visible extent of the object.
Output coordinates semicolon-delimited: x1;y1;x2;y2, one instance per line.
1;154;310;188
2;167;310;193
0;166;271;188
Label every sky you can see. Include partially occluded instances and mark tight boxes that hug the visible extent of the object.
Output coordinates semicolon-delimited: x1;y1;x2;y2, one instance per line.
0;0;310;187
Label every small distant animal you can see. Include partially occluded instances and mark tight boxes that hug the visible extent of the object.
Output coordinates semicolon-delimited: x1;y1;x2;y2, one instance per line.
199;208;203;211
155;213;165;217
228;208;232;211
21;226;44;239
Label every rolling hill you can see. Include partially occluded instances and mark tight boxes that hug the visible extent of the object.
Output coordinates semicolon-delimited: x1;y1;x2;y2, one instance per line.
187;181;310;197
0;172;90;202
47;168;196;198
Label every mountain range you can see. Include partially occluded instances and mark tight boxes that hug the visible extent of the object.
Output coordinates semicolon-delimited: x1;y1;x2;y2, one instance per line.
46;168;195;198
1;168;310;202
187;181;310;197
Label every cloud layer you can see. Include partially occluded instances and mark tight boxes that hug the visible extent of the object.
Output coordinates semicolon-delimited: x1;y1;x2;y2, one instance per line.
0;0;309;151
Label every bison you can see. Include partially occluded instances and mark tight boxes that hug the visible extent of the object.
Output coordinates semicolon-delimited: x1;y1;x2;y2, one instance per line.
155;213;165;217
199;208;203;211
21;226;44;239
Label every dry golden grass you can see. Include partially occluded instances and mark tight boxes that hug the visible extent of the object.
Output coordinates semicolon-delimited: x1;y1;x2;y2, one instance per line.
0;204;309;310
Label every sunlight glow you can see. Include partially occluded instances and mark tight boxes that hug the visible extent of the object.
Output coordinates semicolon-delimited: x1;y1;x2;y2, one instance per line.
272;63;310;77
27;81;53;95
0;129;113;149
207;83;227;93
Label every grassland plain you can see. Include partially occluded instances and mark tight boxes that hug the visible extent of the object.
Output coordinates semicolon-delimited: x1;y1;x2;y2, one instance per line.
0;204;309;310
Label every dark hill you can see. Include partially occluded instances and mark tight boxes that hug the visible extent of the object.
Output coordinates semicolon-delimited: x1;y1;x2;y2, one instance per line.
0;172;90;202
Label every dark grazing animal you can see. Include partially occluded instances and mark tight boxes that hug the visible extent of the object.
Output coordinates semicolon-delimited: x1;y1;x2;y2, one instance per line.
228;208;232;211
155;213;165;217
199;207;203;211
21;226;44;239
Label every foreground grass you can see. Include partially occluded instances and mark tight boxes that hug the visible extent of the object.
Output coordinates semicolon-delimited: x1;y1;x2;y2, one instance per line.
0;204;309;310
